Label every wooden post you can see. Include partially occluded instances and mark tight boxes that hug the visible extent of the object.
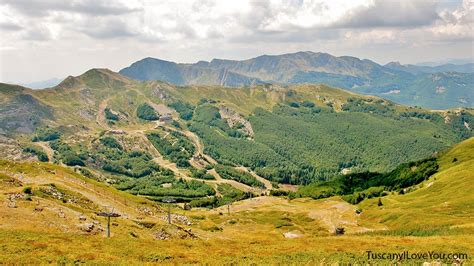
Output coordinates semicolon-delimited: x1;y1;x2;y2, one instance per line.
162;197;176;225
168;204;171;224
107;216;111;238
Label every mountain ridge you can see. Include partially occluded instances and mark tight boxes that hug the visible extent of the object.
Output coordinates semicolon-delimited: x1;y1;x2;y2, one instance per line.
119;51;474;109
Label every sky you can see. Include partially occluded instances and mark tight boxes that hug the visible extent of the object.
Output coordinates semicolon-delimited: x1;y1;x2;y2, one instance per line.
0;0;473;84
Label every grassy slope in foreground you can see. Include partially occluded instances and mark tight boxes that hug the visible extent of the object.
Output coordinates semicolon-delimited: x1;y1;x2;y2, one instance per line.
359;137;474;233
0;138;473;264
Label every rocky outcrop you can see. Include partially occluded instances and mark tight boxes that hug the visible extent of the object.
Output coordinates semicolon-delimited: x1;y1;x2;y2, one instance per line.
219;106;254;138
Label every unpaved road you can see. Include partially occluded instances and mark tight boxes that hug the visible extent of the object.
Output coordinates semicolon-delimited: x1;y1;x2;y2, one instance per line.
236;166;272;190
159;124;217;166
96;97;111;129
36;142;55;161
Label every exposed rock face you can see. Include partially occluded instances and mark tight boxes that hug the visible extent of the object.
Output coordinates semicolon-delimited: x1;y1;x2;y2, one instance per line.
219;106;254;137
151;85;170;101
78;109;95;120
0;135;32;161
0;94;54;134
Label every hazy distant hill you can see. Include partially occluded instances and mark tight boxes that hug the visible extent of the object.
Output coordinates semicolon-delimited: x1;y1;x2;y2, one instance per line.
120;51;474;109
385;61;474;74
21;78;62;89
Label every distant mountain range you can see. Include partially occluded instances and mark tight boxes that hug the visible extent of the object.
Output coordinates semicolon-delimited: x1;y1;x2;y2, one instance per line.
385;62;474;74
120;51;474;109
20;78;63;89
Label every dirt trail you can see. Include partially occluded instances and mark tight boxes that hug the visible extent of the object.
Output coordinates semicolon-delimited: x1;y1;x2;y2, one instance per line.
235;166;272;190
96;97;111;129
36;142;54;161
130;127;263;194
95;102;262;195
160;125;217;166
136;132;257;193
184;130;217;165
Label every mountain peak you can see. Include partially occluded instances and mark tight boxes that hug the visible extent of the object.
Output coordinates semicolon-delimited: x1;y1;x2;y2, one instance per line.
385;61;403;67
56;69;131;90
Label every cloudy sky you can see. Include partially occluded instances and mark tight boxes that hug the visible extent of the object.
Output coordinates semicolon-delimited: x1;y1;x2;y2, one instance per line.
0;0;473;84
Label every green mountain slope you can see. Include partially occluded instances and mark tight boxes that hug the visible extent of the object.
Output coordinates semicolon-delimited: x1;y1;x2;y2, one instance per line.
0;69;472;187
359;136;474;232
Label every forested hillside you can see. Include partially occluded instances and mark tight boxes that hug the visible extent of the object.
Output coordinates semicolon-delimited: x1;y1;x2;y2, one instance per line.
0;69;472;199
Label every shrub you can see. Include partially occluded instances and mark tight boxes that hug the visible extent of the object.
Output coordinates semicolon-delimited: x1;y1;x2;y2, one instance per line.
63;153;85;166
23;146;49;162
214;165;264;188
100;136;122;150
104;108;119;121
22;186;32;194
189;197;218;208
169;101;195;120
137;103;159;120
147;132;195;167
190;168;215;180
289;102;300;108
32;126;61;142
302;101;315;108
269;190;289;196
49;140;86;166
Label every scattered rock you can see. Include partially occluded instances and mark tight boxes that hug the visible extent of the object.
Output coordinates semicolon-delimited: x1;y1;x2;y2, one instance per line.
80;221;104;234
284;231;303;239
109;129;125;135
335;227;345;235
7;201;17;208
137;207;154;216
8;193;24;201
80;223;95;233
34;204;44;212
154;230;171;240
79;215;87;221
219;106;254;137
160;213;192;226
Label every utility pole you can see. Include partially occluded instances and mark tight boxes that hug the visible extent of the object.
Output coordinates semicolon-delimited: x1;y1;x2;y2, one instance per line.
162;197;176;224
96;208;121;238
